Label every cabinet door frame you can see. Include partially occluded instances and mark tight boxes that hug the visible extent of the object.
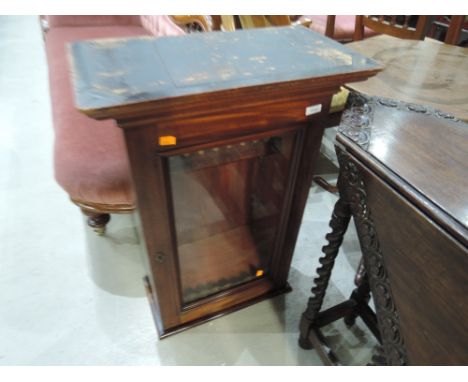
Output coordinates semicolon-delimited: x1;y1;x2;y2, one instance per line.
160;126;305;307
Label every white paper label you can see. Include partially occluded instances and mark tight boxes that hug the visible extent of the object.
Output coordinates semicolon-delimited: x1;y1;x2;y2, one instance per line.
305;104;322;116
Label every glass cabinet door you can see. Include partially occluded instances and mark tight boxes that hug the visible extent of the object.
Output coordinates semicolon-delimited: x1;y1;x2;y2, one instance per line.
168;131;297;304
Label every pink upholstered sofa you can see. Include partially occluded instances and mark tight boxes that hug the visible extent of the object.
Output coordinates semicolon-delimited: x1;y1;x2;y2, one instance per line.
44;16;186;234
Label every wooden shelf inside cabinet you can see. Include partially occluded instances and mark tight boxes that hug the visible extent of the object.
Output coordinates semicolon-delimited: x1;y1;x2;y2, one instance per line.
69;26;381;337
179;225;266;303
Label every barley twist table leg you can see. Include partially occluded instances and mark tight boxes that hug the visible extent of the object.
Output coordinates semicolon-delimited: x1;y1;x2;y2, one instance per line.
299;196;351;349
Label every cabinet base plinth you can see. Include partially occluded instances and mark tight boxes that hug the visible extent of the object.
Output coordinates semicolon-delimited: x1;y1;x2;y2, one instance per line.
144;276;292;339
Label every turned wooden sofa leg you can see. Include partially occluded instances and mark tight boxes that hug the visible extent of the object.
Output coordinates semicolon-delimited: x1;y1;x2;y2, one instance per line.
71;198;134;236
81;210;111;236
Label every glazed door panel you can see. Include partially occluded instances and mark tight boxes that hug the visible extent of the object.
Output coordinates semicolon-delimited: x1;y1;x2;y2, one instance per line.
167;132;298;304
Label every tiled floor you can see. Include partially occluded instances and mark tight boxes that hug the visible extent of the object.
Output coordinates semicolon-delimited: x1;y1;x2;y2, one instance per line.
0;16;377;365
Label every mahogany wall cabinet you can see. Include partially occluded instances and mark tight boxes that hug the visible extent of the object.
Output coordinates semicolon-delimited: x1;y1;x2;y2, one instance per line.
70;26;380;337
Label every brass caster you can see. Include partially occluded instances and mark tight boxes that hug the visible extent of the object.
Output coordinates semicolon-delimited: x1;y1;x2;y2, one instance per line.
85;213;111;236
93;226;106;236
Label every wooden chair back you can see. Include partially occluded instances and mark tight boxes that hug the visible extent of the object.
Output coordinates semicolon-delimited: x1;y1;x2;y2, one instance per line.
444;15;466;45
169;15;213;32
218;15;312;32
354;15;431;40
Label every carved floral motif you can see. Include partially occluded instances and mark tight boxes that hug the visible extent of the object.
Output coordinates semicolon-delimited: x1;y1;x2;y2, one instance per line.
337;149;408;366
338;92;462;150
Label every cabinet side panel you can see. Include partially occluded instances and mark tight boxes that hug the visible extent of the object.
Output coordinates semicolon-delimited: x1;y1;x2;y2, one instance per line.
123;126;182;332
272;94;334;284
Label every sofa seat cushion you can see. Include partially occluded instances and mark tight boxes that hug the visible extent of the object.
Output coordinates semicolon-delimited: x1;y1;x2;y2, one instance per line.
303;15;379;41
46;26;151;207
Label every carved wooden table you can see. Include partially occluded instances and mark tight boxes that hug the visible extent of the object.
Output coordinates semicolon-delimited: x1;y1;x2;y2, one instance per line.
346;35;468;121
299;92;468;365
69;26;380;338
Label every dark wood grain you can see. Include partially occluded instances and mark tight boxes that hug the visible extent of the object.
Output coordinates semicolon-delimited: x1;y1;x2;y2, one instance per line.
70;27;381;337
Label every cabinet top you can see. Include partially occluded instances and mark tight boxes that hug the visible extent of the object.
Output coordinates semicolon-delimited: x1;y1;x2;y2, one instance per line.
69;26;381;119
337;92;468;245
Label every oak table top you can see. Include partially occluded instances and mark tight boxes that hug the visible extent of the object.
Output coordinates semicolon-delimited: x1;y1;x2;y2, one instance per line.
346;35;468;121
337;92;468;246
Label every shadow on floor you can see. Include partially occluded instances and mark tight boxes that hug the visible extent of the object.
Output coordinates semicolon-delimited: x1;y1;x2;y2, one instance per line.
84;213;147;298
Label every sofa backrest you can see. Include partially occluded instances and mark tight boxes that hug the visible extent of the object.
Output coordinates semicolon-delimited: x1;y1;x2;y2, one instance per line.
43;15;185;37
